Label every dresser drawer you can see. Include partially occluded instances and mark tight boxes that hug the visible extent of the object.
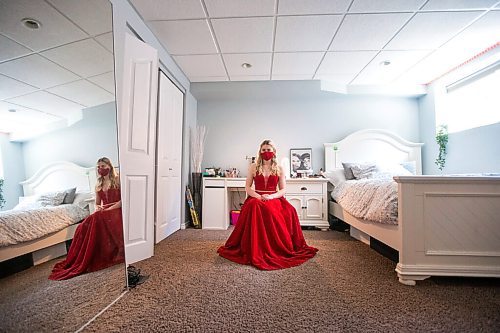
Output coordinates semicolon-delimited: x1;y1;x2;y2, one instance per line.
204;178;225;187
286;182;323;194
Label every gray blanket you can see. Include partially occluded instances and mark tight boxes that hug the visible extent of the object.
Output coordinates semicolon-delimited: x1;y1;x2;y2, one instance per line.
0;204;89;247
332;179;398;225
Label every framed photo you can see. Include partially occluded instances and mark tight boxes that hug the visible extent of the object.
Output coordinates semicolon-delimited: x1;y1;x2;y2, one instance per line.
290;148;312;177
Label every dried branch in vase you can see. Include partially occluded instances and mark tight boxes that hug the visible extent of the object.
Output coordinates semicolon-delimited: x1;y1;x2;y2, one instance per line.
190;125;207;173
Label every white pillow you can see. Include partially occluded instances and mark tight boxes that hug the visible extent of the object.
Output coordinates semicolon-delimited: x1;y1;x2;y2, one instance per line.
73;192;94;209
377;163;413;177
13;197;43;211
323;168;347;187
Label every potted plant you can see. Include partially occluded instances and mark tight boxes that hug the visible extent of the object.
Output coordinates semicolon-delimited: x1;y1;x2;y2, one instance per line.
435;124;448;172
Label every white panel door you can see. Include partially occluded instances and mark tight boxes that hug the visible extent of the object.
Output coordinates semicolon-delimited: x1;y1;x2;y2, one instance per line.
119;33;158;264
155;71;184;243
304;196;323;220
286;195;303;219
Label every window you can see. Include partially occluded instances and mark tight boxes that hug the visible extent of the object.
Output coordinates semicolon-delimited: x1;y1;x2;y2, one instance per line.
436;61;500;133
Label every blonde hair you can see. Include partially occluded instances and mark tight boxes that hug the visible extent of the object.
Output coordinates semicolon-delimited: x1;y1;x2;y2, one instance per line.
255;139;280;176
95;157;119;191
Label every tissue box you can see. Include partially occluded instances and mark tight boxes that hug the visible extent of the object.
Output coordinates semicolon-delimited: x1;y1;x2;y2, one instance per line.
230;210;241;225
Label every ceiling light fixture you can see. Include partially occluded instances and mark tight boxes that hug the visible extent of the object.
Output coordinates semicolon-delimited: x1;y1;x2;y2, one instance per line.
241;63;252;69
380;60;391;66
21;18;42;30
8;109;17;113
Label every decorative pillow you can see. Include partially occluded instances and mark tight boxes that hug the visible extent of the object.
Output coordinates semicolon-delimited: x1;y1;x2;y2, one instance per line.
400;161;417;175
351;164;378;179
37;191;66;206
342;162;358;180
62;187;77;204
323;168;346;187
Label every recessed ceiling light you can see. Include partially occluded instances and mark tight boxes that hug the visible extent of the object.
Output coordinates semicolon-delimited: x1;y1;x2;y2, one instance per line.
21;18;42;30
380;60;391;66
241;63;252;69
8;109;17;113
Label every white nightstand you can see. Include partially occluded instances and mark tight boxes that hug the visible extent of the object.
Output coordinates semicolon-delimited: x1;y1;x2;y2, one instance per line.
285;178;329;231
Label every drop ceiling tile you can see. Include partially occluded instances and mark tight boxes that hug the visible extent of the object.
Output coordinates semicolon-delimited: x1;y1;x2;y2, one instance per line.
46;0;112;36
95;32;114;53
349;0;426;13
385;11;483;50
278;0;351;15
330;13;412;51
87;72;115;94
0;74;38;100
275;16;342;52
0;101;60;125
150;20;217;55
48;80;114;107
0;0;87;51
212;17;274;53
316;51;377;75
272;74;314;80
0;54;79;88
442;11;500;51
352;50;430;85
6;91;84;117
314;73;355;85
130;0;205;20
230;75;270;81
205;0;276;17
190;76;228;82
0;35;32;62
41;38;113;77
223;53;271;76
422;0;498;10
272;52;323;75
173;54;227;77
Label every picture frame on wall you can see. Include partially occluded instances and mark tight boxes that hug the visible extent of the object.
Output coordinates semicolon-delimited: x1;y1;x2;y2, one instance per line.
290;148;312;177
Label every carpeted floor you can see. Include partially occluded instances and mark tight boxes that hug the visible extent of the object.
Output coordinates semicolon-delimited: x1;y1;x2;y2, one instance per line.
0;258;126;333
83;229;500;333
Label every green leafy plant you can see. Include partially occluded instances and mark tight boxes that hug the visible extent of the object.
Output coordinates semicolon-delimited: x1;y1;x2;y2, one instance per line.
0;179;5;209
435;125;449;171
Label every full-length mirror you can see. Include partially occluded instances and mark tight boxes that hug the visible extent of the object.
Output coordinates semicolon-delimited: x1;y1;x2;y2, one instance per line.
0;0;125;331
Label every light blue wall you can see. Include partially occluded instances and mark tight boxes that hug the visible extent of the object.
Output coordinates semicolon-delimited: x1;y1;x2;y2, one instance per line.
22;102;119;178
419;85;500;174
0;133;25;210
193;80;420;176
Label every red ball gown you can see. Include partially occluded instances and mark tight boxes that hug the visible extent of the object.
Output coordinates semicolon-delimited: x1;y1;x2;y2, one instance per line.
49;188;125;280
217;173;318;270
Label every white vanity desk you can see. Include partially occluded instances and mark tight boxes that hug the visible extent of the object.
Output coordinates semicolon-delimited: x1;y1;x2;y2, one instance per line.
202;177;329;231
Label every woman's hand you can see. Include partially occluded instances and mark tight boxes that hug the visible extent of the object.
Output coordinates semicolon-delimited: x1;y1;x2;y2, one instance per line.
261;194;274;201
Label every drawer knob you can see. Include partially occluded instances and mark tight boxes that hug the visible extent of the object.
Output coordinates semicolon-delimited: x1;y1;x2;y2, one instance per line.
301;187;307;191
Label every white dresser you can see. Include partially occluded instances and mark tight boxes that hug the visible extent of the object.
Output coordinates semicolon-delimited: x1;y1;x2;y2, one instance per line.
202;177;329;231
285;178;329;231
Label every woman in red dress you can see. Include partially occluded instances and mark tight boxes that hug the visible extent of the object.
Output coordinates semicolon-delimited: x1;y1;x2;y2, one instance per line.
217;140;318;270
49;157;125;280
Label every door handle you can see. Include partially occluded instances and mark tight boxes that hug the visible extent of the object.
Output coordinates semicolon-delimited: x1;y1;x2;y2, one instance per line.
301;187;307;191
169;168;173;170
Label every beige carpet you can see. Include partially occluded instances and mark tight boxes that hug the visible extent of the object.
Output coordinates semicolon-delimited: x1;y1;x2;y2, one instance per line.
0;258;126;333
83;229;500;333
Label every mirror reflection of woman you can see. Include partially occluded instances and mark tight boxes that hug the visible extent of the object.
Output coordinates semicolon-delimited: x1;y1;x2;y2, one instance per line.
217;140;318;270
49;157;125;280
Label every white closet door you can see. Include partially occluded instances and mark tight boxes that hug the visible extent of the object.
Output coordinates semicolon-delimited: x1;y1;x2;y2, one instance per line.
155;71;184;243
119;34;158;264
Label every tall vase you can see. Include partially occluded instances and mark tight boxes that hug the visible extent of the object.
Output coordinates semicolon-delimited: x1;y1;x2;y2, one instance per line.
191;172;203;225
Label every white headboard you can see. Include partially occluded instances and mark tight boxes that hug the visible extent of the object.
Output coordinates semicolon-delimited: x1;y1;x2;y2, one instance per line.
20;161;97;196
324;129;424;175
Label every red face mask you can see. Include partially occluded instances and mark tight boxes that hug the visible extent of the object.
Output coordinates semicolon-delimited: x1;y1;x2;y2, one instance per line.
98;168;110;177
260;152;275;161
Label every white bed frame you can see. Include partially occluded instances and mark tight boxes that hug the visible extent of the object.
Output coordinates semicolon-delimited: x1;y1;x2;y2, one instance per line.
325;129;500;285
0;161;96;265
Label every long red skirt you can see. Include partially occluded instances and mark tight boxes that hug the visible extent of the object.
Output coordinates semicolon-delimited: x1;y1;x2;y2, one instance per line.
49;208;125;280
217;197;318;270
